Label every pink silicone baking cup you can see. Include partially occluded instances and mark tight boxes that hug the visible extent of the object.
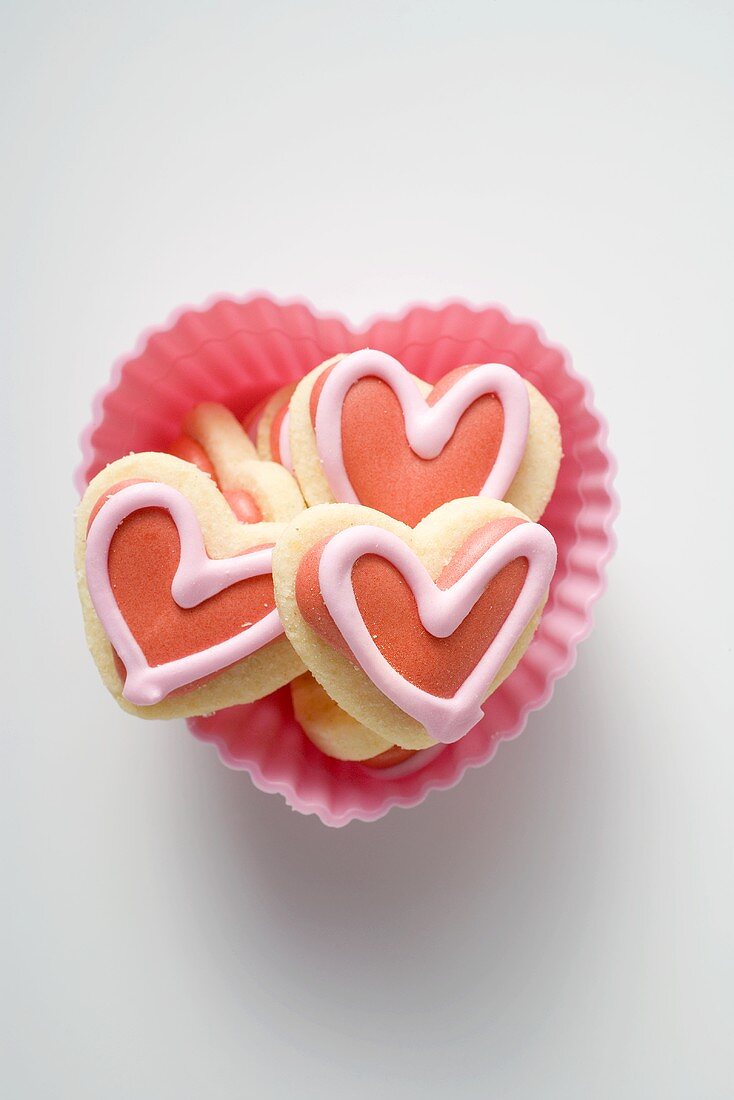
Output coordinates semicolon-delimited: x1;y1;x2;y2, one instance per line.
77;294;617;827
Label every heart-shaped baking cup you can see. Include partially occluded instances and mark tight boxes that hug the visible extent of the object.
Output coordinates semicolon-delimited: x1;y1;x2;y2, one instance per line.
76;452;304;719
76;295;617;824
274;499;556;747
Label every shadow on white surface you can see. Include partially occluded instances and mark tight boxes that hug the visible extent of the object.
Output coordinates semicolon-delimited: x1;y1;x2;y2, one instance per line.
164;643;616;1058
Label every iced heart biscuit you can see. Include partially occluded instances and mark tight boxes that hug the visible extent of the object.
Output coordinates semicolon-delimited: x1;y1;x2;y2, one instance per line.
291;671;395;760
75;452;304;719
290;671;424;767
291;672;447;774
169;402;304;522
288;350;561;525
242;382;300;471
273;498;557;748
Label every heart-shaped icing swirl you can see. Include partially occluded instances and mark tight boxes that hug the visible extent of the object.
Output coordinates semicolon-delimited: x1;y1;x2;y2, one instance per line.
311;350;531;525
85;482;283;705
297;519;556;743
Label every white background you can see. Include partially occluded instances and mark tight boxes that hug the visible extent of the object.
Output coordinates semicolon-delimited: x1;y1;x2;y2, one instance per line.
2;2;733;1097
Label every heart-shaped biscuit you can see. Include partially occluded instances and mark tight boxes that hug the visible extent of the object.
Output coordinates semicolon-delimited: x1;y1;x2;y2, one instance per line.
290;672;440;772
243;382;299;472
76;453;304;718
273;498;557;747
289;350;561;525
169;402;304;522
290;672;396;761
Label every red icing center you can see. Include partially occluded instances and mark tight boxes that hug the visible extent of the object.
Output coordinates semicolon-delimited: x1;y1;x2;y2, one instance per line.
168;432;262;523
106;506;277;673
310;365;506;526
296;517;528;697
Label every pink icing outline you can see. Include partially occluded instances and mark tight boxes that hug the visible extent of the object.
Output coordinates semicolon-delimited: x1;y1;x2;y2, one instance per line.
85;482;283;705
314;349;530;506
317;521;557;743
